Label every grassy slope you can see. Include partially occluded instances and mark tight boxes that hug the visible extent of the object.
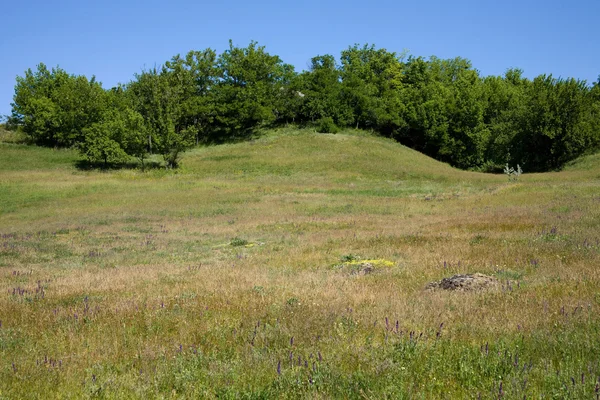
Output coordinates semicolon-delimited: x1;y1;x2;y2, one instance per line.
1;128;599;398
564;151;600;173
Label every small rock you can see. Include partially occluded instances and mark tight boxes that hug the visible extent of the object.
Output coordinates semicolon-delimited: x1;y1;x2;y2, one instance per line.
351;263;374;276
425;273;499;291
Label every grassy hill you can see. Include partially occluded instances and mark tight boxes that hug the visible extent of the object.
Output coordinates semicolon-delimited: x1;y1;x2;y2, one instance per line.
1;128;599;398
564;151;600;173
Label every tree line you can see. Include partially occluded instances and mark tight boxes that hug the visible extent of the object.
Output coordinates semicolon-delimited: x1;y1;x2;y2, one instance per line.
7;41;600;171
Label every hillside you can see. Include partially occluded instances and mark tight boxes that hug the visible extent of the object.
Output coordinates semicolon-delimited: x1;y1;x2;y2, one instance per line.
563;151;600;173
1;128;600;398
0;128;500;227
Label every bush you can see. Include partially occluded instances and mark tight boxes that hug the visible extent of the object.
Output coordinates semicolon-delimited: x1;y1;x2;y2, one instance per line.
316;117;340;134
0;123;28;144
474;160;506;173
230;237;249;247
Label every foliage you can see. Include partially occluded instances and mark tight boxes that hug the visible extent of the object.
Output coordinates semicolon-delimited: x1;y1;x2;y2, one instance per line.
162;49;219;145
297;54;353;126
8;42;600;171
214;41;295;140
316;116;340;133
11;63;107;147
229;237;249;246
128;67;195;168
339;44;405;132
79;125;129;166
511;75;600;171
79;107;147;167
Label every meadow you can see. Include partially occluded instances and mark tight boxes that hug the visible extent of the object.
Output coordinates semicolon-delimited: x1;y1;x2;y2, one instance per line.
1;127;599;398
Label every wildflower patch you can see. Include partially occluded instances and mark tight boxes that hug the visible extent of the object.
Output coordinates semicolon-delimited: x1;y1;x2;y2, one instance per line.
334;255;395;275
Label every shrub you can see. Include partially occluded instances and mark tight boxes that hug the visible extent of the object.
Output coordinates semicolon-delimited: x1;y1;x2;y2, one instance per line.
230;237;249;247
316;117;340;134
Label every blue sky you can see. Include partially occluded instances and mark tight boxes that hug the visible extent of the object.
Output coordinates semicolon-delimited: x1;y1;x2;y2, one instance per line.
1;0;598;117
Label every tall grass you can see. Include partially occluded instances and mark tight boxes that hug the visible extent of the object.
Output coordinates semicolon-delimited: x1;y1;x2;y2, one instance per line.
1;128;599;398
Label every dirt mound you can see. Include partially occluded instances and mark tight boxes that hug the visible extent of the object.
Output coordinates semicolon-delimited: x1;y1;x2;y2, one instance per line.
425;273;499;291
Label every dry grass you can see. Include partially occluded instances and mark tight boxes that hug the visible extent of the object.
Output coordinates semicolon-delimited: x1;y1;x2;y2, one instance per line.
1;127;599;398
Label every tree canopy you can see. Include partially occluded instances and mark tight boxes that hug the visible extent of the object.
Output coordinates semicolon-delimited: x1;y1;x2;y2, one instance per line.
8;42;600;171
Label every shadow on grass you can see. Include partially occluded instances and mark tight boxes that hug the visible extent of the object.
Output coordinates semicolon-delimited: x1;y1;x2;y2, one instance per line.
75;159;164;171
201;126;259;145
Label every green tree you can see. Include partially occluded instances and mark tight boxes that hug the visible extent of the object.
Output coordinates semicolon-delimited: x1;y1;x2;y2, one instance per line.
213;40;294;139
163;49;219;145
395;56;491;169
128;68;195;168
512;75;599;171
298;55;352;128
339;44;405;131
396;56;451;159
481;70;528;170
11;45;600;173
444;61;489;168
79;104;148;167
11;63;107;147
272;63;302;125
79;124;129;167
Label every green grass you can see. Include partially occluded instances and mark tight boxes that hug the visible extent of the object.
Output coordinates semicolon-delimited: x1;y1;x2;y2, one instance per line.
0;125;28;146
1;127;599;398
564;151;600;173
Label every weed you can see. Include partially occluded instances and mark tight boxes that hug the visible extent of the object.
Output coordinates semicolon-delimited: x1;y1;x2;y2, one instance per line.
504;163;523;181
230;237;249;247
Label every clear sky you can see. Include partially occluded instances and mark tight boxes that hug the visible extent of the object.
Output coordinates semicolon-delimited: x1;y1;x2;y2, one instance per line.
1;0;598;117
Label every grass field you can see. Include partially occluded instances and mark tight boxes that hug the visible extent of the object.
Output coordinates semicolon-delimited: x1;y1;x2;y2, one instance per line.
1;127;599;398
